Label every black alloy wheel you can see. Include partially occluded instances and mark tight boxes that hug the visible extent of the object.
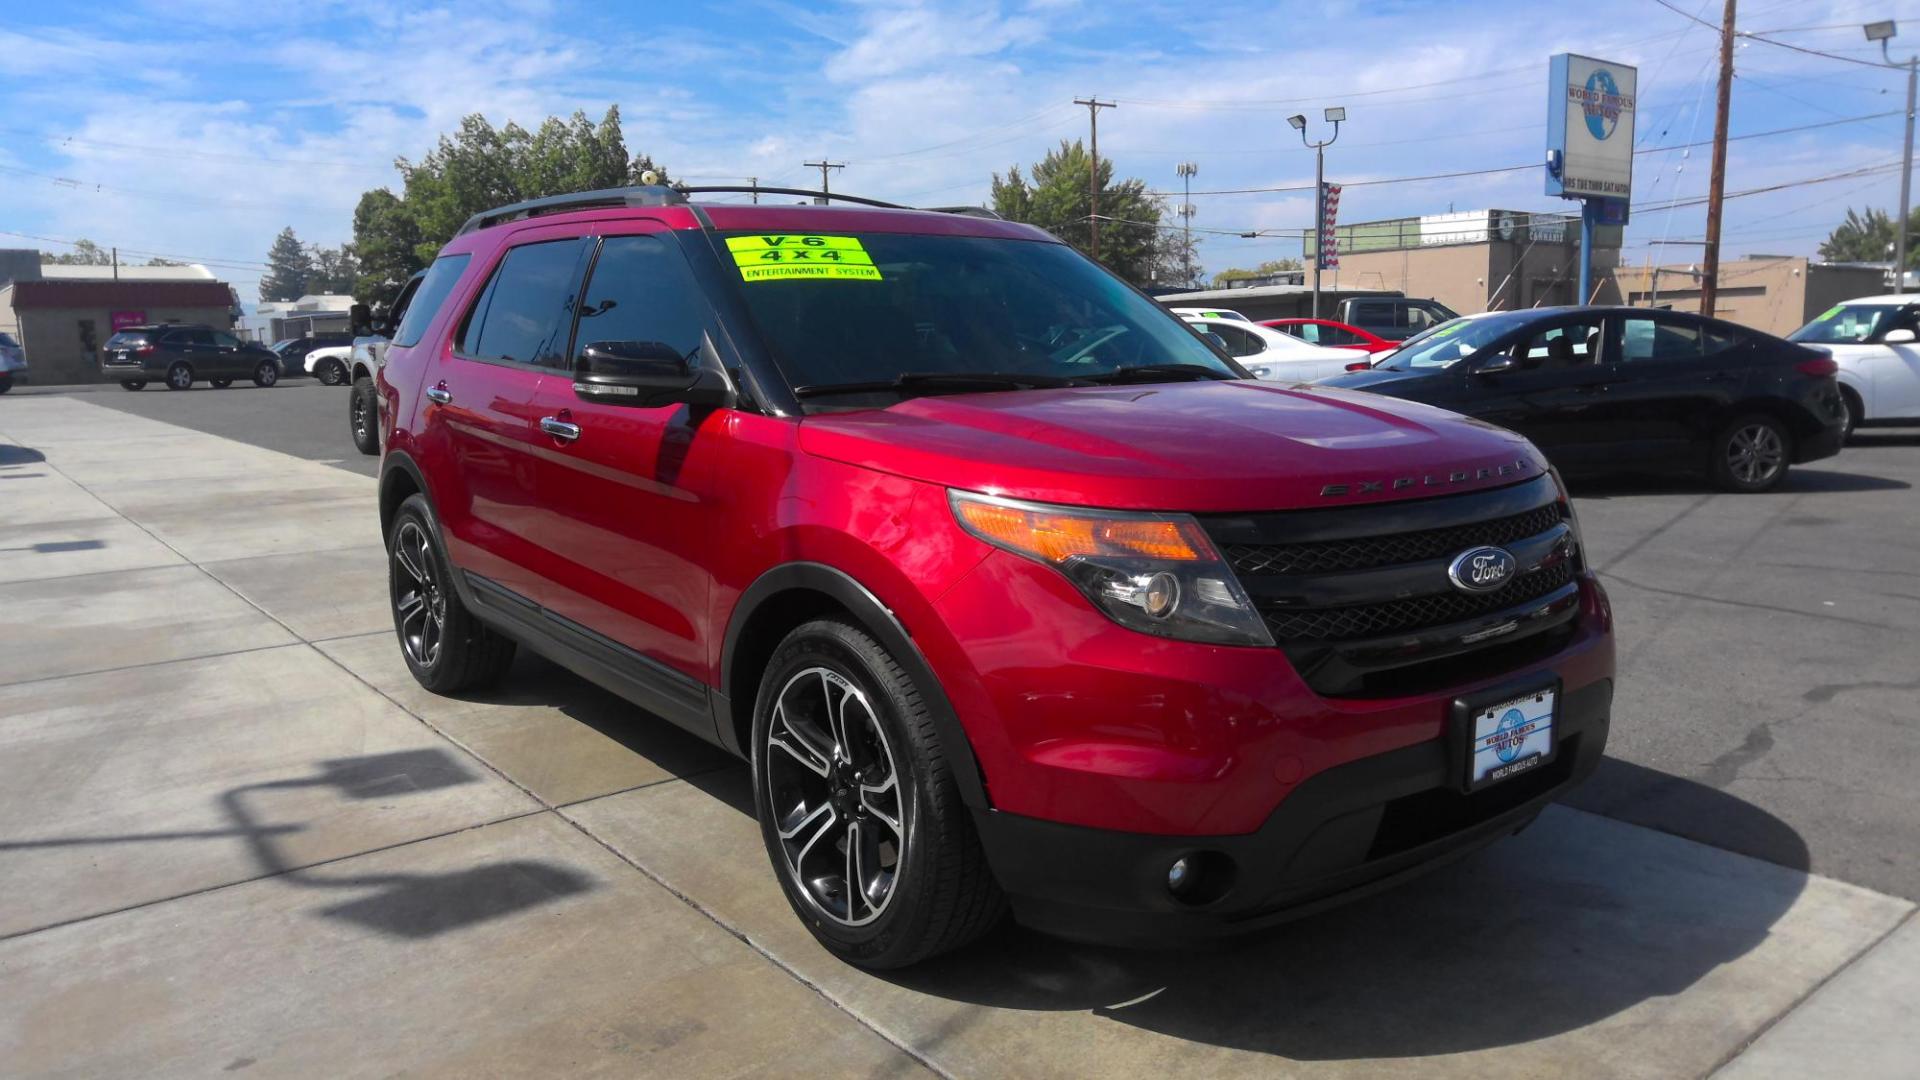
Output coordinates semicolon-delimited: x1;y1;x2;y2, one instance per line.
350;376;379;455
318;359;347;386
752;618;1004;968
385;494;515;692
1712;414;1791;493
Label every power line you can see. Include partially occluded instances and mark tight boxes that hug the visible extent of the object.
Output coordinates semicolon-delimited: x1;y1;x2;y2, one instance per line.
0;229;271;270
1651;0;1894;68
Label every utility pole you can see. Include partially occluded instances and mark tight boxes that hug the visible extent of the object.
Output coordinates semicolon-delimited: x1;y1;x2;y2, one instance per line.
1289;107;1345;318
1700;0;1736;318
111;246;119;281
802;159;845;204
1176;162;1198;287
1867;20;1916;292
1074;98;1116;260
749;176;759;205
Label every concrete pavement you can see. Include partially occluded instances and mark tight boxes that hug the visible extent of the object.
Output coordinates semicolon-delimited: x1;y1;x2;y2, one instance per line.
2;392;1916;1078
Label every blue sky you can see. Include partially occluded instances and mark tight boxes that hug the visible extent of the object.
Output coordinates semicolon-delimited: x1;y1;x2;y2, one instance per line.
1;0;1915;300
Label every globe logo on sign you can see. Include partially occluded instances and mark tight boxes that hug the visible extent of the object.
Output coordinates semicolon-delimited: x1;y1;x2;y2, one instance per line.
1495;708;1528;763
1584;70;1622;141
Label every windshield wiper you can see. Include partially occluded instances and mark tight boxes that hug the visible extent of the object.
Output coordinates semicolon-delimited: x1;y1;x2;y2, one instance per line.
794;371;1085;398
1079;363;1236;385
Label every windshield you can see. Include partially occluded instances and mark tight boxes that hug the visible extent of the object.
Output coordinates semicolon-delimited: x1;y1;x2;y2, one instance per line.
724;232;1238;402
1375;313;1532;370
1789;304;1903;344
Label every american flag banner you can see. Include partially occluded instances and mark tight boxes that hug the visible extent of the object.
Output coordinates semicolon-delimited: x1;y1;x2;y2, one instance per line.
1319;183;1342;269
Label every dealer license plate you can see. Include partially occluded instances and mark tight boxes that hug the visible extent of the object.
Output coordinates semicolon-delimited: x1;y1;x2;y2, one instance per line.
1468;687;1555;789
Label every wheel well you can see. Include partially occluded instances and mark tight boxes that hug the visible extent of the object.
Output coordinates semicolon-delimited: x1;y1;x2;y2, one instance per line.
351;362;373;383
724;587;854;753
1726;397;1816;442
1837;381;1865;420
378;466;420;540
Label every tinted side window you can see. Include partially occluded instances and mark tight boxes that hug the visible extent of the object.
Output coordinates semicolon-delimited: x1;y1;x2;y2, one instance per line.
1511;320;1604;370
212;331;242;348
1349;302;1390;324
393;255;472;349
570;234;710;369
1621;318;1705;363
167;328;213;346
1321;325;1362;346
1206;323;1262;357
1291;323;1321;344
461;239;589;367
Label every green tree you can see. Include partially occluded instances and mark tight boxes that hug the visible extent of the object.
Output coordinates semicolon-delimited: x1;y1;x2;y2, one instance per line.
349;106;669;304
1211;258;1304;288
143;256;185;267
40;239;111;265
991;140;1169;287
260;227;315;302
1818;207;1918;267
306;245;359;295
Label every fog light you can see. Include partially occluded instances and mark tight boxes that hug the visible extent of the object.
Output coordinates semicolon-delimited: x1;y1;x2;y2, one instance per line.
1167;856;1194;893
1142;572;1180;619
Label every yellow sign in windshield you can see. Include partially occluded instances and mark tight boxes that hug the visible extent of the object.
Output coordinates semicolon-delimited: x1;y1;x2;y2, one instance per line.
725;234;882;282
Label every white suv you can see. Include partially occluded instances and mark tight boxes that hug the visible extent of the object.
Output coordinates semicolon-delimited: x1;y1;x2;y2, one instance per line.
1788;295;1920;437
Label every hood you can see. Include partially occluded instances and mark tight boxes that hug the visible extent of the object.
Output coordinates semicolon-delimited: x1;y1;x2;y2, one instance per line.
798;381;1546;512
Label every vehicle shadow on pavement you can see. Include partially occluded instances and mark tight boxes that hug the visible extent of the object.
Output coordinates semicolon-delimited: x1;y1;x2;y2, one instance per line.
851;764;1811;1061
1566;468;1910;498
0;442;47;468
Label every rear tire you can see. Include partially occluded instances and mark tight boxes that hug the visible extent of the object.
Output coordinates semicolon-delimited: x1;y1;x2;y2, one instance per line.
251;360;279;388
1710;413;1792;493
318;359;346;386
350;376;380;455
120;380;147;391
752;618;1004;969
1838;385;1863;442
209;378;232;389
165;363;193;390
387;494;515;694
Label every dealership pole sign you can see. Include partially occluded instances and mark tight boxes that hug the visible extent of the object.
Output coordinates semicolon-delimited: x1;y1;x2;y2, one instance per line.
1545;53;1635;207
1320;183;1342;269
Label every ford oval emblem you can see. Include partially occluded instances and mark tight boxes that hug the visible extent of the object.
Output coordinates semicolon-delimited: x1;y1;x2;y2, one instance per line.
1448;546;1517;594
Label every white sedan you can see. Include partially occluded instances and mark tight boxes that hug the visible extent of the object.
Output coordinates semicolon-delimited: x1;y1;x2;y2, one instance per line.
1184;317;1358;382
1788;295;1920;436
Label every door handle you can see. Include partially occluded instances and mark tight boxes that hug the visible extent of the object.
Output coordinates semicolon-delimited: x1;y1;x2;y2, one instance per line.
540;416;582;442
425;384;452;405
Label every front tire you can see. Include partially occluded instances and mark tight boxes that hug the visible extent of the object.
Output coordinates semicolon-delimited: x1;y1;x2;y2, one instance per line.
317;359;346;386
120;380;147;391
1838;385;1863;442
1711;413;1792;493
350;376;380;455
251;360;279;388
752;618;1003;969
387;494;515;693
165;363;193;390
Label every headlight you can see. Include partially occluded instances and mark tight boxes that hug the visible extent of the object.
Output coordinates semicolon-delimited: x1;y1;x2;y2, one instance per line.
1547;466;1584;559
949;490;1273;646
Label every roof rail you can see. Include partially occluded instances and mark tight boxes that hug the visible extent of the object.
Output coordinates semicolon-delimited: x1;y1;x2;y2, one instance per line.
923;206;1003;220
454;185;686;236
673;185;907;210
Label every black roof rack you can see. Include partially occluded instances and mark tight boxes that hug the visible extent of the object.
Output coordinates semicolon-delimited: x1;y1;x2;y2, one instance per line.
455;184;988;236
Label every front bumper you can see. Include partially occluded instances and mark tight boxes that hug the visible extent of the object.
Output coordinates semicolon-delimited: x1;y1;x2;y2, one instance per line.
974;676;1611;946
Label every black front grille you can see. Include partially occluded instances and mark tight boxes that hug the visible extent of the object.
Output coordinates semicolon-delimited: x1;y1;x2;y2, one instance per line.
1261;560;1575;642
1225;502;1564;577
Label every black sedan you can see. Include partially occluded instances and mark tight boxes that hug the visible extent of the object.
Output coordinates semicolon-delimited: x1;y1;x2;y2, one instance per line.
1315;306;1846;492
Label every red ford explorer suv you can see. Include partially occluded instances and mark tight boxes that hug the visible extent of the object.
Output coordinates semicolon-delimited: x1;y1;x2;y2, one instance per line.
375;185;1615;968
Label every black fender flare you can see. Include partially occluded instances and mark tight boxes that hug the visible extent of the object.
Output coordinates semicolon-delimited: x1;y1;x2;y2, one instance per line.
720;562;989;809
377;450;435;540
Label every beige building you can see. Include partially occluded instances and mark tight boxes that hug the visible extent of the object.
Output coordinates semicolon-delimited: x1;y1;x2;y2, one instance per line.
1612;256;1886;338
1320;209;1625;313
0;279;237;385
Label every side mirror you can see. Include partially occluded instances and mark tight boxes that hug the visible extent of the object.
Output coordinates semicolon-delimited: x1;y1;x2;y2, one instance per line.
1884;328;1916;344
1477;353;1517;375
574;340;729;408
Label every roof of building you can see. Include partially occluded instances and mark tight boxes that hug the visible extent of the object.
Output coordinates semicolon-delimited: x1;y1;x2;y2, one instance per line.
255;294;356;315
4;279;234;311
37;263;217;282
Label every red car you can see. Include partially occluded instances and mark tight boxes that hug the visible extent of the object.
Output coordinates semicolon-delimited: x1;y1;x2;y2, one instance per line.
1262;317;1399;354
376;186;1615;968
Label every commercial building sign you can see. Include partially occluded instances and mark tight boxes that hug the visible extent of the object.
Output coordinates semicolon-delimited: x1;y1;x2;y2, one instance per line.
1545;53;1636;202
110;310;147;331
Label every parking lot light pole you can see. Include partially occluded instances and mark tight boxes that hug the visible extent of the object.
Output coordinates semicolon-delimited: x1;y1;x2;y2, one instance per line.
1867;20;1916;293
1177;162;1198;287
1291;108;1343;318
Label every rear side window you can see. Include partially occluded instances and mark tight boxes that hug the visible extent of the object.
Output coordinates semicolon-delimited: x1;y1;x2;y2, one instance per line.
105;332;148;349
166;328;213;346
459;239;590;367
571;234;709;369
1206;322;1263;358
1621;318;1707;363
392;254;472;349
